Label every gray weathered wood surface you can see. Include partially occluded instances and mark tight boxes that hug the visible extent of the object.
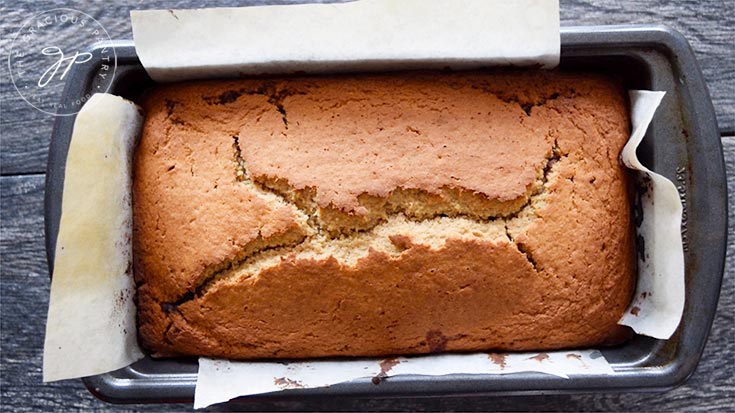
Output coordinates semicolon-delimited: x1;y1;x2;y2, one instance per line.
1;1;733;411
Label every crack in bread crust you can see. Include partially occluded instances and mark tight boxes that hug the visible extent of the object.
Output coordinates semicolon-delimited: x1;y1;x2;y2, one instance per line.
203;82;304;128
163;138;566;310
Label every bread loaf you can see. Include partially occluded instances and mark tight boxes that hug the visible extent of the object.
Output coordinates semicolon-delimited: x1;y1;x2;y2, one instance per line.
133;71;635;359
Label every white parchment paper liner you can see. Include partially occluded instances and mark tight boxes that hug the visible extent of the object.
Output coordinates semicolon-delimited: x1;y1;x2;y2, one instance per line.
130;0;560;83
43;94;144;382
43;1;684;409
195;351;614;408
618;91;685;338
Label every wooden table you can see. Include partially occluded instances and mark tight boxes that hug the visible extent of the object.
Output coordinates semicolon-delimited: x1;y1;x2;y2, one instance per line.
1;1;733;411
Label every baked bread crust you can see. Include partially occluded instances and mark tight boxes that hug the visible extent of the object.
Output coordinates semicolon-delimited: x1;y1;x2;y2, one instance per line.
133;71;635;358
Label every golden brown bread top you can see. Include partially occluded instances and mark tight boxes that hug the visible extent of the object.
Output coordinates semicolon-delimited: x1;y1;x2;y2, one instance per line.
244;75;549;209
133;70;634;358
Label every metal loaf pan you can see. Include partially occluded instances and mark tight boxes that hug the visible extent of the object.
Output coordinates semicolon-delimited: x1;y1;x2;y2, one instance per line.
44;25;727;404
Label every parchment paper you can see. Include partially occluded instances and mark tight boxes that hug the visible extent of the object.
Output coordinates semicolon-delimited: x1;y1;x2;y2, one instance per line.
130;0;560;82
618;91;685;339
195;351;613;408
43;93;144;382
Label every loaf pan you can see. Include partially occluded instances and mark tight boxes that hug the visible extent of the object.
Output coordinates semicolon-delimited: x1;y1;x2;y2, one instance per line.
45;25;727;404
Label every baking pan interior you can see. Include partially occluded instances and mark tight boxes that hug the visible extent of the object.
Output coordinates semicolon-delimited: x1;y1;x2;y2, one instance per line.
44;25;726;403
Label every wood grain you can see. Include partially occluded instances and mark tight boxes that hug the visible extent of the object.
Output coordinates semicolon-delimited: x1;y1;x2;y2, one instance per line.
1;0;733;411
